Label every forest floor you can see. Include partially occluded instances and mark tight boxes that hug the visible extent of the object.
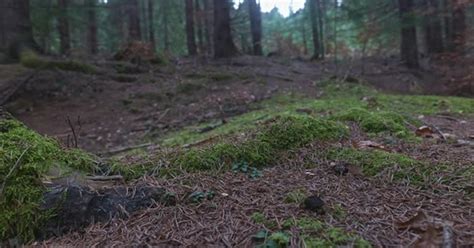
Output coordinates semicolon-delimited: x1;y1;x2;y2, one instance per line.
1;55;473;247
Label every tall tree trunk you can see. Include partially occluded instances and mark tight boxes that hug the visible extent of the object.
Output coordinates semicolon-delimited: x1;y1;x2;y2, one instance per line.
398;0;419;69
128;0;141;42
162;0;170;51
315;0;325;59
308;0;320;59
195;0;205;53
301;16;308;55
0;0;38;59
442;0;453;51
248;0;263;56
451;0;466;54
148;0;156;50
58;0;71;55
185;0;197;55
203;0;213;55
423;0;443;54
87;0;98;54
213;0;236;58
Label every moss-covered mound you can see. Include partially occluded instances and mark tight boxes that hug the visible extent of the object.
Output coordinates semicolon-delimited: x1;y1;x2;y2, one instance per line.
173;116;348;171
20;50;98;74
0;119;96;242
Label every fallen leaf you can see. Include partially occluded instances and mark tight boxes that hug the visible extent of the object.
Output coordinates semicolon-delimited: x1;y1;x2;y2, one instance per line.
353;140;391;152
416;126;436;138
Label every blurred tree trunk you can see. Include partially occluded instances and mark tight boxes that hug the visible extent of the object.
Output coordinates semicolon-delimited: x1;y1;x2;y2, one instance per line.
308;0;321;59
203;0;213;55
398;0;419;69
195;0;205;53
185;0;197;55
316;0;325;59
58;0;71;55
148;0;155;50
213;0;236;58
248;0;263;56
0;0;38;59
442;0;453;51
87;0;98;54
162;0;170;51
451;0;466;54
301;17;308;55
423;0;443;54
128;0;141;41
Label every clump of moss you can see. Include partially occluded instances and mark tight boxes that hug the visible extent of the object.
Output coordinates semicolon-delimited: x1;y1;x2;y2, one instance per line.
20;50;97;74
280;218;370;247
334;108;412;137
0;119;97;242
173;116;347;171
284;189;307;204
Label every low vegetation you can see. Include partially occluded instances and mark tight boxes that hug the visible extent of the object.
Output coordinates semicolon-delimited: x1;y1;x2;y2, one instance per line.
20;50;98;74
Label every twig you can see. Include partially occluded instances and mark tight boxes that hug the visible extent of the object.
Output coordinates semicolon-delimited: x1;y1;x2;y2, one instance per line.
104;143;154;156
85;175;124;181
66;116;78;148
0;146;30;197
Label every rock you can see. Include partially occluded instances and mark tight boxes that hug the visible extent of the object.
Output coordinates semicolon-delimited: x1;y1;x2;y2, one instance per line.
303;195;325;214
332;162;349;176
39;184;175;239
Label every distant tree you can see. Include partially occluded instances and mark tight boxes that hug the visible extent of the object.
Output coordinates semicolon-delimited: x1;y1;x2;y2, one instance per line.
148;0;156;50
195;0;205;53
185;0;197;55
58;0;71;55
398;0;419;69
422;0;443;54
128;0;141;41
87;0;98;54
307;0;321;59
248;0;263;55
315;0;324;58
213;0;236;58
451;0;466;53
203;0;213;54
0;0;38;59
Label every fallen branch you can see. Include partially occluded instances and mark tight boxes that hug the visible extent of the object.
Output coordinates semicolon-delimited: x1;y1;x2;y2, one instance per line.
85;175;124;181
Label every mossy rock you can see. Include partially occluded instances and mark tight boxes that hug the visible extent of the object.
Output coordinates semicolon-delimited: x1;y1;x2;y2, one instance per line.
20;50;97;74
0;118;97;242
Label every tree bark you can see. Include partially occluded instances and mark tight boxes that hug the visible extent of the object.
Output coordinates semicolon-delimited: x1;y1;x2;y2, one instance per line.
248;0;263;56
0;0;38;59
162;0;170;51
203;0;213;55
315;0;325;59
213;0;236;58
58;0;71;55
185;0;197;55
308;0;321;59
148;0;156;50
128;0;141;42
398;0;419;69
195;0;205;53
442;0;453;51
451;0;466;54
423;0;443;54
87;0;98;54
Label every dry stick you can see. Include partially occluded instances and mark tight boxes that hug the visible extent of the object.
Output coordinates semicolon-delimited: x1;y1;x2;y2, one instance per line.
66;116;78;148
104;143;154;156
85;175;124;181
0;146;30;197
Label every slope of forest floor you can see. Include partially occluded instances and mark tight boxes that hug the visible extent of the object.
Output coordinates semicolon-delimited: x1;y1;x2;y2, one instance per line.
0;56;473;247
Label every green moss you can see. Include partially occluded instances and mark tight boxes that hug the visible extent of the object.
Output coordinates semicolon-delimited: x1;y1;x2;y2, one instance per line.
0;119;97;242
173;116;347;171
282;218;371;247
20;50;97;74
284;189;307;204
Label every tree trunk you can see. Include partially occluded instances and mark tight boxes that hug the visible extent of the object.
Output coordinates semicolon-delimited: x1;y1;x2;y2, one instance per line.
128;0;141;42
203;0;213;55
451;0;466;54
213;0;236;58
301;16;308;55
185;0;197;56
162;0;170;51
87;0;98;54
398;0;419;69
308;0;321;59
315;0;325;59
0;0;37;60
195;0;205;53
442;0;453;51
58;0;71;55
248;0;263;56
148;0;156;50
423;0;443;54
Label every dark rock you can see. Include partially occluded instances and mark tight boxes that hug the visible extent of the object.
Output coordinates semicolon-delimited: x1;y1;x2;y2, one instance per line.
303;195;325;214
332;162;349;176
39;184;175;239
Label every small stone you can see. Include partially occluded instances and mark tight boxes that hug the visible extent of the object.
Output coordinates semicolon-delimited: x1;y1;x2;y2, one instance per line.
303;195;325;214
333;162;349;176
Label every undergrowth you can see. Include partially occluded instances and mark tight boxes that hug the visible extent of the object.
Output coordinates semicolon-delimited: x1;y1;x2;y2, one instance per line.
0;119;97;242
20;50;98;74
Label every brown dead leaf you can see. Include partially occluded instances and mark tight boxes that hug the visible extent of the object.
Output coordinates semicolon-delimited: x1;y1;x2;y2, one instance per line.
397;211;428;230
352;140;391;152
414;225;442;248
415;126;436;138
